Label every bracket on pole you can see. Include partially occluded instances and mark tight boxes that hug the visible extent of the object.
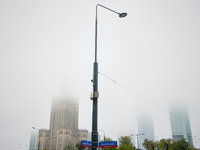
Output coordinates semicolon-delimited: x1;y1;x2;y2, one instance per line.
90;92;99;100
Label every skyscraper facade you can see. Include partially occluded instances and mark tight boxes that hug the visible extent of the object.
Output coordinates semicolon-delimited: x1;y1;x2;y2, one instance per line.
49;96;79;150
37;129;50;150
169;103;193;147
29;130;38;150
137;113;155;150
32;96;88;150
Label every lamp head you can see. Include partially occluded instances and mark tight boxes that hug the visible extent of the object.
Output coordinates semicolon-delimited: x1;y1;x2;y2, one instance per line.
119;13;127;18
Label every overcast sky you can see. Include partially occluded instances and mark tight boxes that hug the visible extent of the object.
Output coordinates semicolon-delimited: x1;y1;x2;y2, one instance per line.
0;0;200;149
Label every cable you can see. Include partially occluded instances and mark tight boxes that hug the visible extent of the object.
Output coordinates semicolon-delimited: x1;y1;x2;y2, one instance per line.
98;72;200;131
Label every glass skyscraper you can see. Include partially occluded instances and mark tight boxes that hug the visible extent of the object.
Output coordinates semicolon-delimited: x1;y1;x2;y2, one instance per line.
29;130;38;150
137;113;155;150
169;103;193;147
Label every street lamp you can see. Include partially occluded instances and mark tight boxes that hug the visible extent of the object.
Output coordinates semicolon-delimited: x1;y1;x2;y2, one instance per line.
91;4;127;150
99;130;106;150
131;133;145;150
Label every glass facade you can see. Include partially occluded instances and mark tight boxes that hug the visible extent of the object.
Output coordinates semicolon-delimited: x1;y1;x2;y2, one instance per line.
29;130;38;150
169;104;193;147
137;113;155;150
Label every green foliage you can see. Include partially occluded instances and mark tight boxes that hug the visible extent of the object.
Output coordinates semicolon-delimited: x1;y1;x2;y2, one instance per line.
105;137;112;141
100;137;117;150
118;136;135;150
158;138;173;150
143;139;156;150
42;148;48;150
173;139;189;150
76;141;86;150
103;147;117;150
189;146;198;150
119;136;132;147
143;138;193;150
63;139;76;150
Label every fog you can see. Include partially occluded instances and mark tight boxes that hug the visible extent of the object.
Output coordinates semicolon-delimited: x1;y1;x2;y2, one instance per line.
0;0;200;149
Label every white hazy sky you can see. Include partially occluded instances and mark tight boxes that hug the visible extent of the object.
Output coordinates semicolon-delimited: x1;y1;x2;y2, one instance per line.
0;0;200;149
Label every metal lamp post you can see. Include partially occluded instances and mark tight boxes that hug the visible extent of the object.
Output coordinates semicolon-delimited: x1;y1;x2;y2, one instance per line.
131;133;145;150
91;4;127;150
99;130;106;150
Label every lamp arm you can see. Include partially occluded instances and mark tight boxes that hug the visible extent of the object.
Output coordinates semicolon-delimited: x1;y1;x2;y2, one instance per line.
97;4;120;15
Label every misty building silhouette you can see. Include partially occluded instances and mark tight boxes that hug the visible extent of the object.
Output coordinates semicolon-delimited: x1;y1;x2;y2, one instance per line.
34;96;88;150
137;113;155;150
49;96;79;150
169;103;193;146
29;130;38;150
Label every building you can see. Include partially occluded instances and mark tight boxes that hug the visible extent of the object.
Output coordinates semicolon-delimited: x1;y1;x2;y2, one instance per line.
75;129;89;144
31;95;88;150
56;128;72;150
49;96;79;150
169;103;193;146
137;113;155;150
37;129;50;150
29;130;38;150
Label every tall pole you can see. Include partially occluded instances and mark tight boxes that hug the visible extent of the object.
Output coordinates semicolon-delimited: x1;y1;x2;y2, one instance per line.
91;4;127;150
99;130;106;150
91;4;99;150
137;134;139;149
131;133;144;149
104;134;105;150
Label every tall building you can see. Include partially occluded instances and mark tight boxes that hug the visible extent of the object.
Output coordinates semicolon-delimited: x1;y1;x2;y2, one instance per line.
32;95;88;150
169;103;193;147
37;129;50;150
49;96;79;150
137;113;155;150
29;130;38;150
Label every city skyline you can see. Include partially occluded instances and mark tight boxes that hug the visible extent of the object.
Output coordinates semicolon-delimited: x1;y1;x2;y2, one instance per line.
1;1;200;149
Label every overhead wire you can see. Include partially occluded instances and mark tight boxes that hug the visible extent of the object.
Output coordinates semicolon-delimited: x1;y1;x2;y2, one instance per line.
98;72;200;132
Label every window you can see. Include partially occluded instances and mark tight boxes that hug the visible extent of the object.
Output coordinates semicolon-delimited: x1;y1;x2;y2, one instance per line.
83;134;87;137
65;131;70;134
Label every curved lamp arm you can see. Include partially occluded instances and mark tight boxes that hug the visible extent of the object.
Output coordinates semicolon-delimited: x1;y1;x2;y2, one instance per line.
95;4;127;62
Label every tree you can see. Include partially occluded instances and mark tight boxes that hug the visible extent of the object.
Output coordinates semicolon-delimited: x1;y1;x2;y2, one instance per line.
142;139;156;150
104;137;113;141
76;141;86;150
100;137;117;150
172;139;189;150
63;139;76;150
189;146;198;150
43;148;48;150
118;136;135;150
158;138;173;150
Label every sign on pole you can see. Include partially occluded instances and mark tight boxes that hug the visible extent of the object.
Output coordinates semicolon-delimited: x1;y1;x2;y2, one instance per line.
99;141;118;148
81;140;92;147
